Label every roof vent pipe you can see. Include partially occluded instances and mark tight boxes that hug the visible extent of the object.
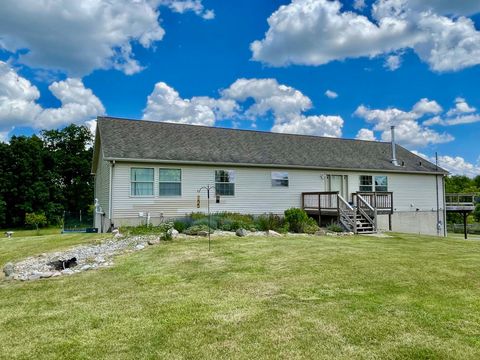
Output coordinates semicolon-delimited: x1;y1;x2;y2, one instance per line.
390;126;399;166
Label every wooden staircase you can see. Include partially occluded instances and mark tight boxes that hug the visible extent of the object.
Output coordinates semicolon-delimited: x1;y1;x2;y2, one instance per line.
302;192;381;234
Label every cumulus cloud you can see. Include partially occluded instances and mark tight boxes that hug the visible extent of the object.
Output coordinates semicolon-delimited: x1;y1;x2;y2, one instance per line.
161;0;215;19
325;90;339;99
413;151;480;178
412;98;443;116
143;78;344;137
384;54;402;70
251;0;480;72
353;0;367;11
354;100;454;147
0;0;212;76
0;61;105;140
356;128;377;141
422;97;480;126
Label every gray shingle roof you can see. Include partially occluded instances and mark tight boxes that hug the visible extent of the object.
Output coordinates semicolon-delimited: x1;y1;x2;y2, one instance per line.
96;117;447;174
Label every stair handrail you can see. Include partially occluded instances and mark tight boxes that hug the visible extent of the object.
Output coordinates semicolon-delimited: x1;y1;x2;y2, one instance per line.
356;194;376;231
338;194;357;233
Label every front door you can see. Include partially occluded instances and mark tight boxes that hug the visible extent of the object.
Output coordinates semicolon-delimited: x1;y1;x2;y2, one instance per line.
328;175;348;200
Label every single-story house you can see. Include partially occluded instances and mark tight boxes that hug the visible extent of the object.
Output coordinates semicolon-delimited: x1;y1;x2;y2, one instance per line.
92;117;448;236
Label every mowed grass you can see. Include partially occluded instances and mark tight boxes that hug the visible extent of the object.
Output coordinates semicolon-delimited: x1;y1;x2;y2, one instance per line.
1;233;480;359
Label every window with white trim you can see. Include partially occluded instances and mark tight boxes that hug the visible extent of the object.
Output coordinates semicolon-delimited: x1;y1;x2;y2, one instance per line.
159;169;181;196
359;175;388;192
215;170;235;196
131;168;154;196
271;172;289;187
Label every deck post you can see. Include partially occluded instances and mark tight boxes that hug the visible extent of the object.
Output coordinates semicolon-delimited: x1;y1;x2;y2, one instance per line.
463;211;468;240
353;207;357;234
318;194;321;226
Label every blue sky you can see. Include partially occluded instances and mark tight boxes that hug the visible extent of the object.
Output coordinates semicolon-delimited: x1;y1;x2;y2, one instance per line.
0;0;479;176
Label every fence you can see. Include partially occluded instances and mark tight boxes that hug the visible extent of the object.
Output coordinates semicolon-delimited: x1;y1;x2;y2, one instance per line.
447;223;480;235
63;210;94;232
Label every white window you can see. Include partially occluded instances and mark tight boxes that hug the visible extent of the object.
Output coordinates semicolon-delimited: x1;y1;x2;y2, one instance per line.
359;175;388;192
215;170;235;196
131;168;154;196
271;172;289;187
374;176;388;192
159;169;181;196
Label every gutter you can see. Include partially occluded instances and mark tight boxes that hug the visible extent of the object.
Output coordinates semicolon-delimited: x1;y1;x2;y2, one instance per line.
103;157;448;176
108;160;115;222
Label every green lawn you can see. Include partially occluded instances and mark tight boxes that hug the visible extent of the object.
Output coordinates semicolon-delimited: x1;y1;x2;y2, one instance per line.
1;233;480;359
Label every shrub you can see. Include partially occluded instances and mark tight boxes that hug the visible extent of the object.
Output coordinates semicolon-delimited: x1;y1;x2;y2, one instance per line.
173;219;190;233
190;212;207;221
303;217;320;234
159;222;174;240
192;218;218;230
184;224;210;235
284;208;309;233
255;213;284;231
327;223;344;233
121;222;175;239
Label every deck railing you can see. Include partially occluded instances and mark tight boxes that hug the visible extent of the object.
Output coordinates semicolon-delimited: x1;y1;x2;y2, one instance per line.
302;191;339;213
445;193;477;207
353;192;393;214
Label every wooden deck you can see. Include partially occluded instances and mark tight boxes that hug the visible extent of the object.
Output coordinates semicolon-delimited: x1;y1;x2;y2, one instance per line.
445;193;477;212
301;191;393;234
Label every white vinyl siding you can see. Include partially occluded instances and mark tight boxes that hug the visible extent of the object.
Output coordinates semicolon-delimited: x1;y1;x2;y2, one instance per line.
109;163;444;223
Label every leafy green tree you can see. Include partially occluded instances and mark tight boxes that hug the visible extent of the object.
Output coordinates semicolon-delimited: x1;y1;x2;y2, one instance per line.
42;124;94;214
25;212;48;234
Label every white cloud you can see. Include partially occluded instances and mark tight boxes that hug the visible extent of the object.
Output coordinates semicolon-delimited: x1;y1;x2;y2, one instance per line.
422;97;480;126
143;78;344;137
161;0;215;20
0;61;105;140
354;101;454;147
413;151;480;178
251;0;480;72
271;114;343;137
325;90;339;99
0;0;211;76
384;54;402;70
251;0;415;67
412;98;443;116
447;97;476;116
356;128;377;141
143;82;217;126
353;0;366;11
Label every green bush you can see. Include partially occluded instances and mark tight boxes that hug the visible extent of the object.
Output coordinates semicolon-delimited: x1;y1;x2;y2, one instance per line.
284;208;309;233
184;224;210;235
255;213;285;231
121;222;174;239
173;219;190;233
327;223;344;233
303;217;320;234
25;212;48;233
190;212;207;221
192;218;218;230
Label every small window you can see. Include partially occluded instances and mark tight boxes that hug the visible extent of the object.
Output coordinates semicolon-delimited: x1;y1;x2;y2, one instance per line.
272;172;289;187
215;170;235;196
375;176;388;192
131;168;154;196
159;169;181;196
359;175;373;192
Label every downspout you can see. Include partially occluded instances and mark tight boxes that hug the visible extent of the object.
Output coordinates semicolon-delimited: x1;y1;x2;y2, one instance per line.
109;160;115;228
442;175;447;237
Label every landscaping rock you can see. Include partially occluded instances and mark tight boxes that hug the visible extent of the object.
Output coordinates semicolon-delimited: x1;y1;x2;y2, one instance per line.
168;228;179;238
198;230;209;237
40;272;54;278
236;228;248;237
147;238;160;245
314;229;327;236
3;262;14;277
266;230;281;237
135;244;145;250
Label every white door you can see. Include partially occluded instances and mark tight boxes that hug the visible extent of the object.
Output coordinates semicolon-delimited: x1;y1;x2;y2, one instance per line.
329;175;348;199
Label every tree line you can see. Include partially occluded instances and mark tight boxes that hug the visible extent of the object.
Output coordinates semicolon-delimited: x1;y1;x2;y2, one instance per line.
0;124;93;228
